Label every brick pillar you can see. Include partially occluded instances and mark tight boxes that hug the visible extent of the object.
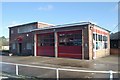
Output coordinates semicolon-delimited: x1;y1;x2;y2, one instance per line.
34;34;37;56
54;31;58;58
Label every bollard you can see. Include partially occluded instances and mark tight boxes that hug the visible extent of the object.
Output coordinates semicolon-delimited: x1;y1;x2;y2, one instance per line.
16;64;19;75
56;69;59;80
109;70;113;80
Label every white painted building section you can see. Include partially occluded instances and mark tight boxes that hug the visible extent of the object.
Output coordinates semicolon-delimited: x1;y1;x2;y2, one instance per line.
2;46;9;50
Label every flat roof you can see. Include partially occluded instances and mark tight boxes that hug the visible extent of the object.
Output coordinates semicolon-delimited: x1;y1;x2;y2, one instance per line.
31;22;110;32
8;21;110;32
93;24;110;32
31;22;90;31
8;22;38;28
8;22;54;28
110;31;120;40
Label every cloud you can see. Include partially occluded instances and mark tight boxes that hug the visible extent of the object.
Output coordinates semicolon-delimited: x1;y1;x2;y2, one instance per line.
38;5;54;11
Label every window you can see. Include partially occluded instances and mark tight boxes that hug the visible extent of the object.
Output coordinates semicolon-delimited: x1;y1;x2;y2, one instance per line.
93;33;95;40
59;32;82;46
102;36;107;49
93;31;108;50
12;43;15;49
100;35;102;41
26;43;32;49
93;33;104;50
11;30;14;34
18;26;34;33
96;34;98;41
38;34;54;46
104;42;107;49
99;42;102;49
96;42;98;50
98;35;100;41
93;34;103;41
103;36;107;41
98;35;102;41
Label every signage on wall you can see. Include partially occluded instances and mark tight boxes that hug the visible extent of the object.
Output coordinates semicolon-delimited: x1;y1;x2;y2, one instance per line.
93;28;108;35
17;36;23;41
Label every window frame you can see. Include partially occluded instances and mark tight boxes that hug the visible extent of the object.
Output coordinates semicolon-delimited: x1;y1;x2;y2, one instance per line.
11;30;14;34
12;43;15;49
38;34;54;46
58;32;82;46
17;26;34;33
26;43;32;50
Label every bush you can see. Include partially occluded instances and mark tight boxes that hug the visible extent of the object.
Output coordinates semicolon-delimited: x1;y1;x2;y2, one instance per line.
2;50;9;53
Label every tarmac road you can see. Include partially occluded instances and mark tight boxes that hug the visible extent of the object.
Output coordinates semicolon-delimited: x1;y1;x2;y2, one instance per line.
0;52;119;79
1;63;114;78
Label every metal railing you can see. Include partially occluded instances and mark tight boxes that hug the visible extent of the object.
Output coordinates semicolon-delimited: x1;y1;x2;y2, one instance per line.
0;62;119;80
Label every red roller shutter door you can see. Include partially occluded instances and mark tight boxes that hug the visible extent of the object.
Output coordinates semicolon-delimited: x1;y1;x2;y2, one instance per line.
58;30;82;59
36;33;55;57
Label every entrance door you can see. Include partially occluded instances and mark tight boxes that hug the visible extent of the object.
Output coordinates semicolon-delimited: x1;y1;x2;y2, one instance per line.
93;33;97;59
18;43;22;54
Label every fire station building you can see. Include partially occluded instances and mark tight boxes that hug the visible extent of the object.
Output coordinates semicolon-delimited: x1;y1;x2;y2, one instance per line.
9;22;110;60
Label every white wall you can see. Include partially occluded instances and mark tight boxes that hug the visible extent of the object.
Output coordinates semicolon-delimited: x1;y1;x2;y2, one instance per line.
2;46;9;50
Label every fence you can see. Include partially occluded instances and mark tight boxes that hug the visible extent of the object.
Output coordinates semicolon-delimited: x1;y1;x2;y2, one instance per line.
0;62;119;80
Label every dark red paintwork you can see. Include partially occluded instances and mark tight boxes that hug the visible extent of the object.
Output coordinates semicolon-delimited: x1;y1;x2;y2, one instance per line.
58;46;82;59
37;46;55;56
36;30;82;59
58;30;82;59
36;33;55;57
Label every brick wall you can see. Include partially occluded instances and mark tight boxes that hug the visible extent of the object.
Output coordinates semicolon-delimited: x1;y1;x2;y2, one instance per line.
88;24;110;59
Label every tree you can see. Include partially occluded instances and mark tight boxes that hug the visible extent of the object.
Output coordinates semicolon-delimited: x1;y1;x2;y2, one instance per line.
0;36;9;49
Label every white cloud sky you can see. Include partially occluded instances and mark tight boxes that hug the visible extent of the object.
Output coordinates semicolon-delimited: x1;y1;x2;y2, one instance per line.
38;5;54;11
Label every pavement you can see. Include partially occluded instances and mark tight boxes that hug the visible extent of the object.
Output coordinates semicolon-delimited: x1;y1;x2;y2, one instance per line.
0;52;119;78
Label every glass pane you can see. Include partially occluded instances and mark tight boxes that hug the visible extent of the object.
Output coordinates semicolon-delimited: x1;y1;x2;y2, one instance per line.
38;34;54;46
59;31;82;46
93;33;95;40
